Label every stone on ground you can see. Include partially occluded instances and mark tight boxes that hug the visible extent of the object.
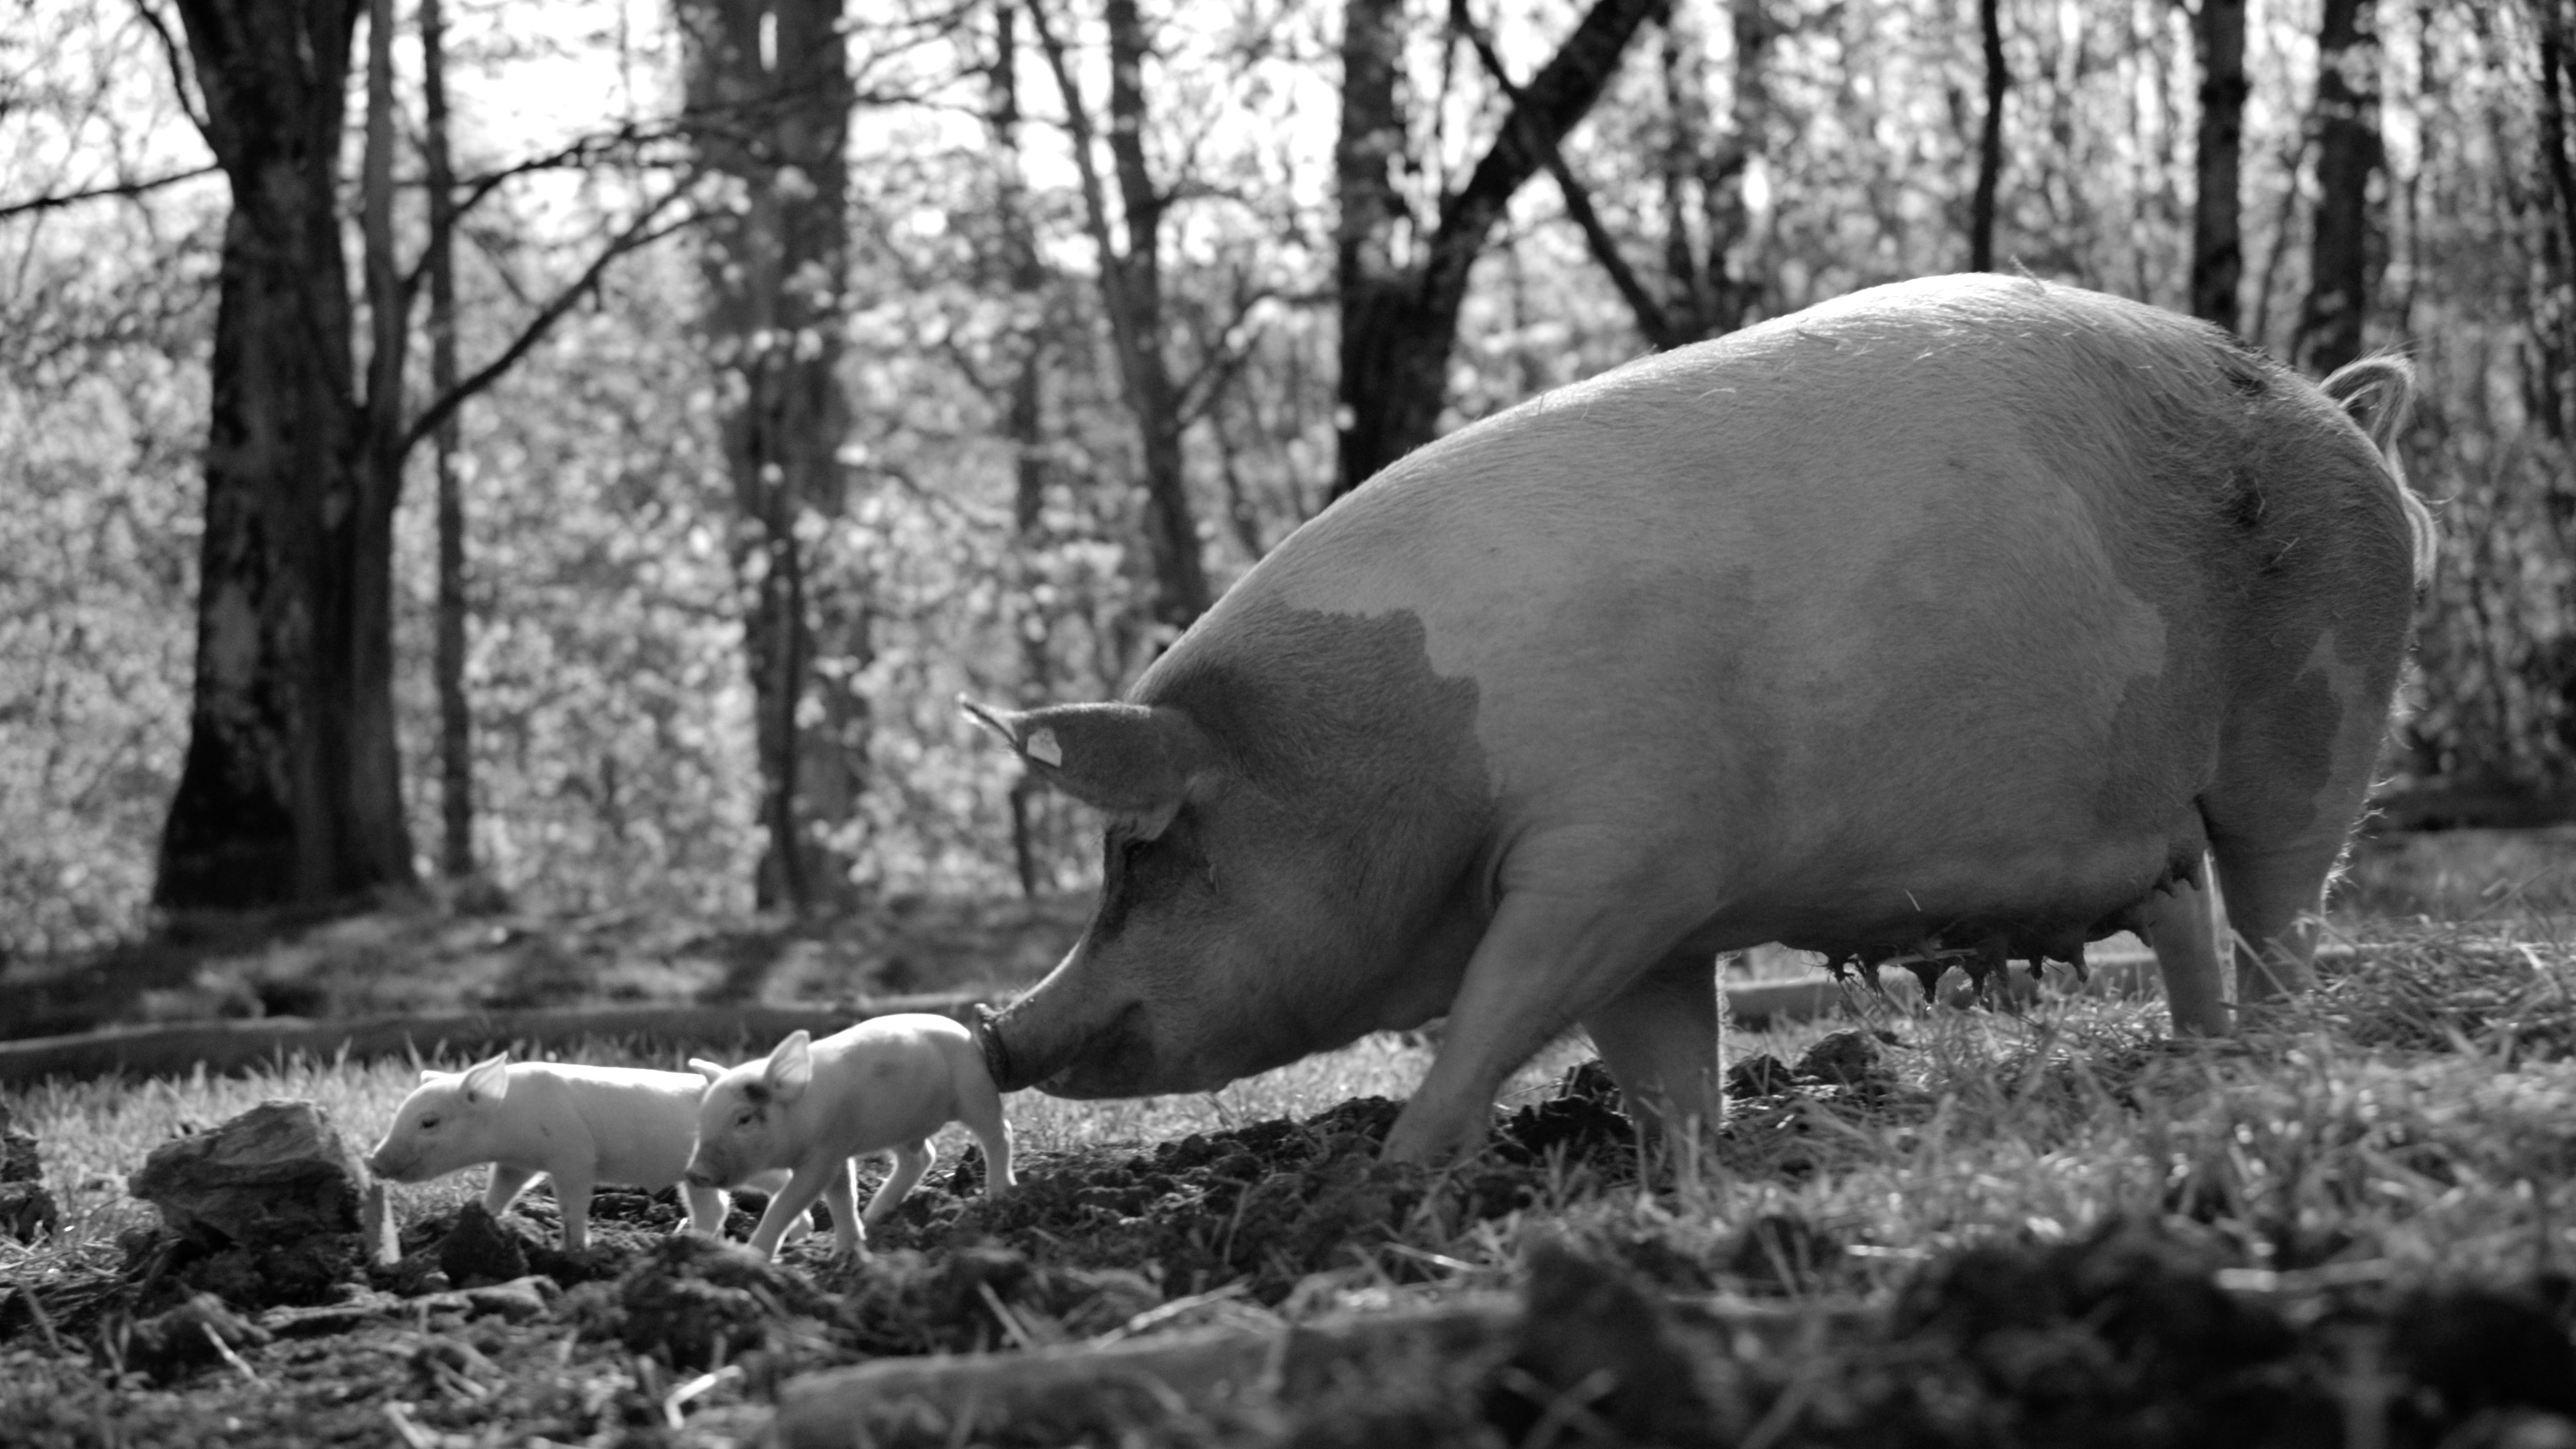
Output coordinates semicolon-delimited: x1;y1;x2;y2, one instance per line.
126;1100;368;1247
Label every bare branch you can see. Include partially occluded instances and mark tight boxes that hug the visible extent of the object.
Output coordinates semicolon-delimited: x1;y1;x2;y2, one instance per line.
401;179;705;454
1174;280;1275;426
0;164;222;223
1022;0;1128;311
1455;0;1673;347
130;0;208;135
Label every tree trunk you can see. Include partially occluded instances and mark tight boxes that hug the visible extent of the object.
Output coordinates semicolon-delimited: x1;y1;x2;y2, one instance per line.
157;0;418;912
993;0;1056;898
2293;0;2384;376
680;0;863;914
2189;0;2247;331
422;0;473;879
1331;0;1663;500
1024;0;1212;634
2534;0;2576;443
1970;0;2007;271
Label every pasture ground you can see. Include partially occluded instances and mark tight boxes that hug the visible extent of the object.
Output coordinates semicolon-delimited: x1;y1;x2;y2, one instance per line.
0;828;2572;1447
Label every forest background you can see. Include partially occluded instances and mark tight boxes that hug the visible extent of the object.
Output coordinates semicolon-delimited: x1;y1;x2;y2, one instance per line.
3;0;2571;960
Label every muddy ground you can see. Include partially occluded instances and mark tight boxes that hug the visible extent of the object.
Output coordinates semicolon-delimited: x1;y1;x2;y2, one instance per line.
6;1042;2574;1448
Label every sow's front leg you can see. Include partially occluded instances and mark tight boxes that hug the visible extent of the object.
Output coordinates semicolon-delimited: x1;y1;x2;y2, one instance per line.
1384;886;1706;1166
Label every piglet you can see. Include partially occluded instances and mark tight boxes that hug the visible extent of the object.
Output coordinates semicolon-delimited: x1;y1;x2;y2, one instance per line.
367;1055;799;1252
686;1013;1016;1261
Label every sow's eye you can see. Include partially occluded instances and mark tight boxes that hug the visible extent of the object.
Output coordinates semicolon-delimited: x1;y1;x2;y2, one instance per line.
418;1114;441;1132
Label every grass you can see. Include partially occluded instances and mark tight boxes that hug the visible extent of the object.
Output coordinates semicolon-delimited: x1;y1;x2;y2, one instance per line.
6;853;2576;1449
18;916;2574;1317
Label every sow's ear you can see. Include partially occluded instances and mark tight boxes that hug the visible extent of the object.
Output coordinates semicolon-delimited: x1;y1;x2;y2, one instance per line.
959;697;1217;840
2319;354;2413;454
687;1058;728;1086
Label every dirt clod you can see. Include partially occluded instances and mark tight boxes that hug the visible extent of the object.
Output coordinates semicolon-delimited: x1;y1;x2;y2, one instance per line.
1794;1029;1884;1086
593;1232;838;1371
437;1201;532;1286
109;1292;272;1384
1485;1239;1739;1449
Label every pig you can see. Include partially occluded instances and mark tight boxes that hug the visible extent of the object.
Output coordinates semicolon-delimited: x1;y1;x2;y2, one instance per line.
683;1013;1017;1261
365;1055;802;1252
963;273;2434;1167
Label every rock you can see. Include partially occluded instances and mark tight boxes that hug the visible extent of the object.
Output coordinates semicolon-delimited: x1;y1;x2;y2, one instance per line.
126;1100;367;1248
437;1202;530;1287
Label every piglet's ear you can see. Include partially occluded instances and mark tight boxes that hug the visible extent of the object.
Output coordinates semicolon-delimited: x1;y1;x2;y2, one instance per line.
687;1058;727;1086
959;697;1217;841
763;1030;815;1103
460;1054;510;1105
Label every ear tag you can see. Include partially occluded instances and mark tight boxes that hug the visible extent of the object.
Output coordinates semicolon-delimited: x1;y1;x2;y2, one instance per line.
1025;727;1063;766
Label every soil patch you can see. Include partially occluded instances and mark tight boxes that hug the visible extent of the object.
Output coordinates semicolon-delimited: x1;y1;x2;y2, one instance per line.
6;1069;2574;1447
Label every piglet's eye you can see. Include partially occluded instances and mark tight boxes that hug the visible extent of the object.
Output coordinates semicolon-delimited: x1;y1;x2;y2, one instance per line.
419;1115;440;1130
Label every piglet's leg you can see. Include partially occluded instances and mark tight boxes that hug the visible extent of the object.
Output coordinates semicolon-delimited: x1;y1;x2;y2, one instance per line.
483;1164;539;1217
956;1067;1017;1194
819;1160;864;1257
552;1170;597;1253
861;1141;934;1228
680;1183;729;1238
749;1159;850;1261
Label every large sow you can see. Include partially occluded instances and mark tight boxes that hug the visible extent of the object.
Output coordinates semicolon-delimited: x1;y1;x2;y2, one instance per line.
968;275;2433;1165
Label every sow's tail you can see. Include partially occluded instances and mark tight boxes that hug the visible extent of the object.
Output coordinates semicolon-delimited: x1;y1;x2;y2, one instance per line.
2320;354;2437;592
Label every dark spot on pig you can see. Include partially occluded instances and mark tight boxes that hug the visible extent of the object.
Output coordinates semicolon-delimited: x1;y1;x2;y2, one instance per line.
2222;351;2271;398
2090;666;2213;844
1142;600;1487;849
2224;469;2265;532
2210;662;2340;844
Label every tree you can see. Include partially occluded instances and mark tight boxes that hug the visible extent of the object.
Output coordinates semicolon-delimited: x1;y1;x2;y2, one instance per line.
154;0;411;911
679;0;867;914
2293;0;2384;375
2189;0;2248;330
422;0;472;882
1970;0;2008;270
151;0;700;916
1025;0;1213;634
1331;0;1664;499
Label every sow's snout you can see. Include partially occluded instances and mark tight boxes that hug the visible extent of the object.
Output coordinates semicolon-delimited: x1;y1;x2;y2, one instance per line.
977;996;1166;1099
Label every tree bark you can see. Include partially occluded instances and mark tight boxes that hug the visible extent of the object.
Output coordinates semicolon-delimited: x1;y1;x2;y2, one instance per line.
422;0;472;879
680;0;864;914
2534;0;2576;443
2189;0;2247;331
1331;0;1663;500
1023;0;1212;634
2293;0;2384;376
1970;0;2007;271
991;1;1058;898
156;0;419;912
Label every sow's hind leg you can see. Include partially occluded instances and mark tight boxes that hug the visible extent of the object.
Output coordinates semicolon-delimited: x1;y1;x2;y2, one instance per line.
1579;947;1726;1167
